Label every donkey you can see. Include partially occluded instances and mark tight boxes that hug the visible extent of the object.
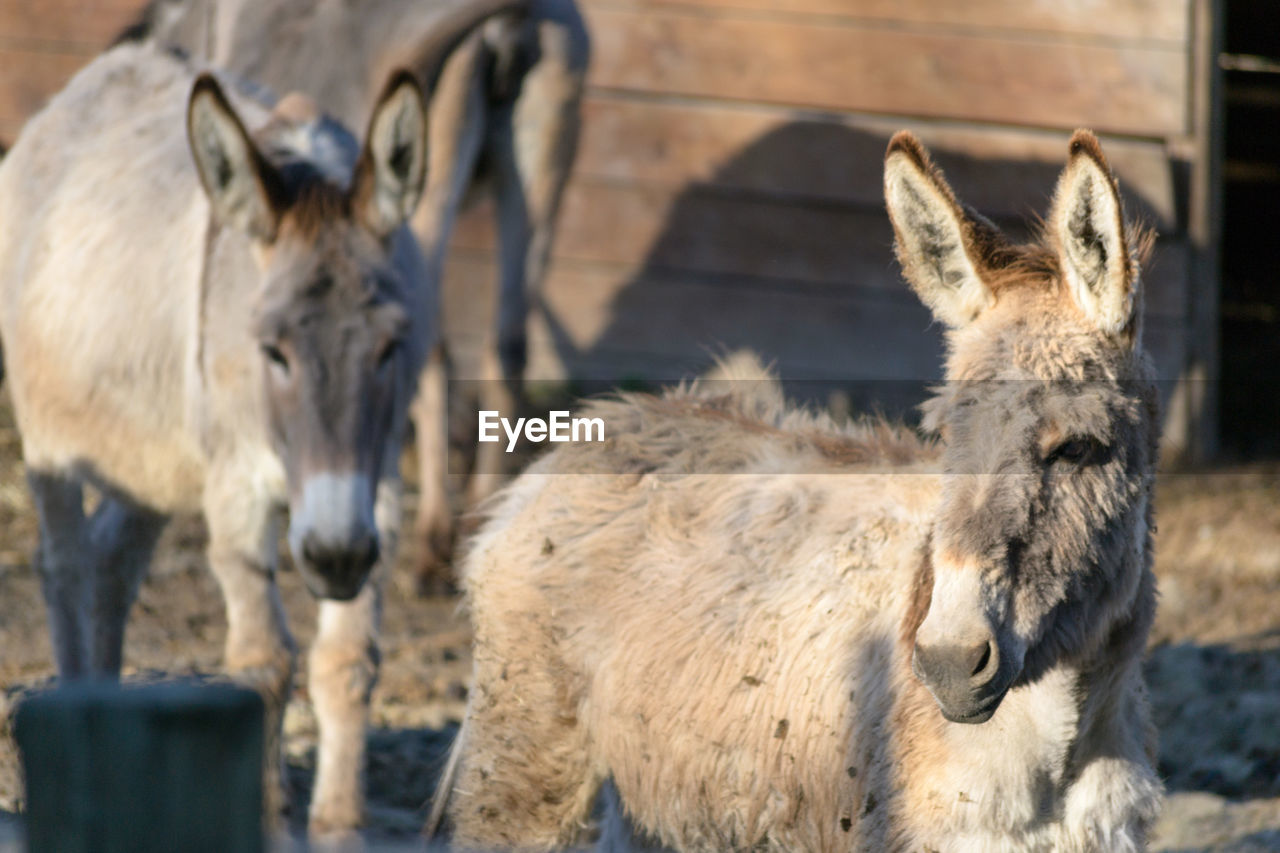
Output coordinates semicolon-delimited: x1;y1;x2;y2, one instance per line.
0;42;433;836
127;0;592;591
429;131;1163;851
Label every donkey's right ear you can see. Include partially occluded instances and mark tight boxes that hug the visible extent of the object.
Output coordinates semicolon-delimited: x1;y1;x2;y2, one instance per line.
884;132;996;328
351;70;428;239
1049;130;1138;338
187;74;282;242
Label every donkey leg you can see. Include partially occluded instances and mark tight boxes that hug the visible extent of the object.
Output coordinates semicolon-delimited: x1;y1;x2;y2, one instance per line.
203;469;297;822
449;650;599;848
470;16;586;507
306;580;382;838
595;780;675;853
306;477;399;837
27;471;91;679
85;497;167;677
494;8;588;390
409;342;456;596
470;114;530;507
407;33;488;593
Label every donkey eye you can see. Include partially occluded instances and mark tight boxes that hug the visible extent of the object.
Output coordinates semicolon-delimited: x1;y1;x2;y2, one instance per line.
261;343;290;373
1046;438;1095;466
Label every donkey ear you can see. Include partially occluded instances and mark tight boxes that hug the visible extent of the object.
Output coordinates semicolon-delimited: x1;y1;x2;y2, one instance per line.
884;132;996;328
1050;130;1137;337
352;70;428;239
187;74;282;242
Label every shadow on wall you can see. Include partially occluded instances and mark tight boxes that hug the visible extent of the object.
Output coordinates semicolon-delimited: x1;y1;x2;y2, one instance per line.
528;120;1183;424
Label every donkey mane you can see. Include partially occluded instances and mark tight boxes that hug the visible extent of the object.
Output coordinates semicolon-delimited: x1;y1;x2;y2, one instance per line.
979;221;1157;300
647;380;932;467
534;364;936;483
245;98;362;237
273;177;353;237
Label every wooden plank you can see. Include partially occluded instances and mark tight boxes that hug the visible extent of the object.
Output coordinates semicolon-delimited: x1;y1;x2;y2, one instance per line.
584;7;1189;137
0;116;24;144
0;48;92;136
440;253;942;381
536;264;946;380
451;182;1191;319
440;253;1190;386
1145;241;1192;324
0;1;146;48
576;95;1180;228
1145;319;1188;387
454;181;905;292
577;0;1191;44
1175;0;1224;461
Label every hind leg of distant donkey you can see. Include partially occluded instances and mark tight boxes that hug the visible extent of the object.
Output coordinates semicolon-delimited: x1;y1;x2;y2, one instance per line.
408;33;488;593
471;19;585;507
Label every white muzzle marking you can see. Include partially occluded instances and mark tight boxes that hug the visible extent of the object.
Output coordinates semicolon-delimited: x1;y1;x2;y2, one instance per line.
288;471;376;555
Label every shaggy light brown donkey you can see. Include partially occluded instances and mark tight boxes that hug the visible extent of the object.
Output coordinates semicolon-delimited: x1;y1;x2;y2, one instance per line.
431;130;1163;851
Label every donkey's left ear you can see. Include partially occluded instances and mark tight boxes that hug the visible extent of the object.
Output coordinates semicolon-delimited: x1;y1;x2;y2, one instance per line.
1050;130;1138;338
352;70;428;239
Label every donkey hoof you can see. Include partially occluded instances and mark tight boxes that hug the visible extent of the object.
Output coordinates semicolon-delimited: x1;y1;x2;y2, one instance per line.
308;813;364;849
300;819;358;845
411;527;457;598
412;557;458;598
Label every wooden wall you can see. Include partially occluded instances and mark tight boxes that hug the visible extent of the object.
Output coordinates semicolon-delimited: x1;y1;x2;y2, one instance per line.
0;0;1222;455
0;1;146;144
444;0;1220;456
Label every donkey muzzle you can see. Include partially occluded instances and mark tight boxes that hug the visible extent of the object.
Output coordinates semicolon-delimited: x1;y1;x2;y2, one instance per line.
298;530;380;601
912;637;1011;724
288;472;381;601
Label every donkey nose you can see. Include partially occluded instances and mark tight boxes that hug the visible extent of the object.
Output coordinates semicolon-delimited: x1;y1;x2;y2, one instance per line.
301;530;380;583
913;637;999;692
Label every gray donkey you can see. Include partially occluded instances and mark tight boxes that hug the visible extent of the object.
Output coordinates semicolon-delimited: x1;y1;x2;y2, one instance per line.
128;0;591;591
0;41;433;836
431;131;1163;850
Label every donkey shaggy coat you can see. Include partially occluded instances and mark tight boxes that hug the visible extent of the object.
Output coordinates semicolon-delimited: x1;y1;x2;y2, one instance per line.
433;131;1163;851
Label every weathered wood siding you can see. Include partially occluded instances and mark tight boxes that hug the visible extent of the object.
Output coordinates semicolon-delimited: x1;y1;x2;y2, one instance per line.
444;0;1217;455
0;1;146;143
0;0;1220;453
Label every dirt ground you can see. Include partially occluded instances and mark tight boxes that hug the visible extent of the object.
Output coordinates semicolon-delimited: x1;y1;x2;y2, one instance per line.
1;393;1279;851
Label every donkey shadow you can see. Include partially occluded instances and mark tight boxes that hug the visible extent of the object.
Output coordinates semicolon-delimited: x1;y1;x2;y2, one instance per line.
537;120;1166;421
1145;637;1280;800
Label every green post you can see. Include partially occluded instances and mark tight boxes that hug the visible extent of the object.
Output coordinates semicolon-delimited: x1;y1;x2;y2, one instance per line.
14;682;264;853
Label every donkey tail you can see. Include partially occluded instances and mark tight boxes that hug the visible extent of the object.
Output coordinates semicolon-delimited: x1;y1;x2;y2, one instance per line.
410;0;530;93
424;710;470;841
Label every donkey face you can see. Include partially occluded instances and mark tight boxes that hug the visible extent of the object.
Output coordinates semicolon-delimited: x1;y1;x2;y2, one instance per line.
187;72;428;601
885;131;1158;723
